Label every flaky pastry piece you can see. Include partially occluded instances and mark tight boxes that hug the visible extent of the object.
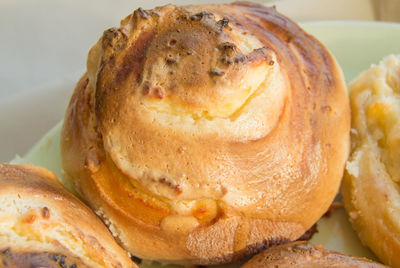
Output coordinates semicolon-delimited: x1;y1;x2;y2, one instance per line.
241;241;387;268
342;55;400;267
0;163;135;268
61;1;350;265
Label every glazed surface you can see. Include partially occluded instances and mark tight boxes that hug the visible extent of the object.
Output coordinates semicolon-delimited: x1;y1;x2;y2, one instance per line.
62;2;350;264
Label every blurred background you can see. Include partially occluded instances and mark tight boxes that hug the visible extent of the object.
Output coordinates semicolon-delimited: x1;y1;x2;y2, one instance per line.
0;0;399;161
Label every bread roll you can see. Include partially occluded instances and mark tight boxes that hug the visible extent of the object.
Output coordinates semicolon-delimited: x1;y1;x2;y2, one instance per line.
342;55;400;267
61;2;350;264
241;241;387;268
0;163;135;268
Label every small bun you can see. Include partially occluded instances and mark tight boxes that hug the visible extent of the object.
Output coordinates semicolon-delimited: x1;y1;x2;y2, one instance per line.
61;2;350;264
0;163;135;268
241;241;387;268
342;55;400;267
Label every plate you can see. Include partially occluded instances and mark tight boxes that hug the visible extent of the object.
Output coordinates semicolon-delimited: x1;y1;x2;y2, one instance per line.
20;21;400;267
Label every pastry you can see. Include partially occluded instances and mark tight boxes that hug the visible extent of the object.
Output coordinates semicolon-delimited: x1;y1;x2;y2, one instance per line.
61;2;350;264
0;163;135;268
342;55;400;267
241;241;387;267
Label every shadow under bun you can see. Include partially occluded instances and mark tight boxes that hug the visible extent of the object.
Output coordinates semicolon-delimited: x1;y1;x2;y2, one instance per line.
61;2;350;264
0;163;135;268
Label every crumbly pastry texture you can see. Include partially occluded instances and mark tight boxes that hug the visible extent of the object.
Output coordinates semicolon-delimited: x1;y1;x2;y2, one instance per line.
61;2;350;264
0;163;135;268
241;241;387;268
342;55;400;268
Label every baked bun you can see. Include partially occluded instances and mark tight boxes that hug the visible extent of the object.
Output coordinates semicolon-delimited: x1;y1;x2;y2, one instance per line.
241;241;387;268
0;163;135;268
342;55;400;267
61;2;350;264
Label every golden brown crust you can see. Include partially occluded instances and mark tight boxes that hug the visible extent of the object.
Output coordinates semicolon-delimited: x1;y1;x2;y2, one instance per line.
241;241;387;268
61;2;350;264
341;55;400;267
0;163;135;268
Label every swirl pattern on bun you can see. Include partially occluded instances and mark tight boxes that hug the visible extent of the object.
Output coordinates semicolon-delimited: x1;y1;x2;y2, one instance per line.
61;2;350;264
0;163;135;268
